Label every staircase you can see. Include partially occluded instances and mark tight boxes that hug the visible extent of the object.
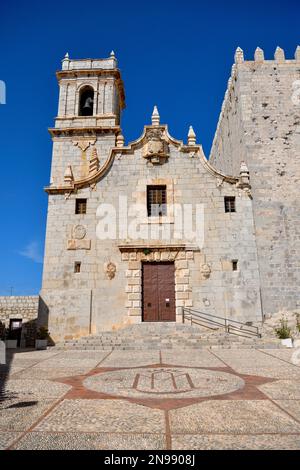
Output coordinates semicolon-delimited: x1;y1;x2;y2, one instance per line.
55;322;283;350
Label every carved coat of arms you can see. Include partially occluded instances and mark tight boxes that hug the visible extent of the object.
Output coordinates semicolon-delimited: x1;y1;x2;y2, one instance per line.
143;129;169;164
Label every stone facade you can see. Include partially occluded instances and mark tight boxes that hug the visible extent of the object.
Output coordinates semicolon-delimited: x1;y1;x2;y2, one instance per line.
210;46;300;316
39;51;281;343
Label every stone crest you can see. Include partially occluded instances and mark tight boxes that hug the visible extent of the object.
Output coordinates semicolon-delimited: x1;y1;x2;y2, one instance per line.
105;262;117;280
72;225;86;240
143;129;168;164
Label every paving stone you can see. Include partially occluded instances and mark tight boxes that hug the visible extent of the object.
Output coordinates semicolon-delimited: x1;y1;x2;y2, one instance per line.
0;431;23;450
100;350;160;368
0;399;57;432
161;349;224;367
35;399;165;433
14;432;166;450
169;400;300;434
275;400;300;422
172;434;300;450
259;380;300;400
3;378;71;399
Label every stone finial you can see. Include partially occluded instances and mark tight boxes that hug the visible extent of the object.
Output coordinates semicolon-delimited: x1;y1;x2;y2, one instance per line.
238;161;251;190
89;148;99;175
254;47;264;62
275;46;285;62
240;161;249;175
234;47;244;64
110;50;115;57
295;46;300;61
64;165;74;185
62;52;70;70
151;106;160;126
187;126;196;146
116;133;124;148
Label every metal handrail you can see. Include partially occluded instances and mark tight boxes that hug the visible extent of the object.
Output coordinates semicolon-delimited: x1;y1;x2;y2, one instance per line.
182;307;261;338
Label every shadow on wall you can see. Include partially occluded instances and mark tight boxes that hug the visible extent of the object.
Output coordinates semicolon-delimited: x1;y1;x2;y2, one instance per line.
37;296;54;346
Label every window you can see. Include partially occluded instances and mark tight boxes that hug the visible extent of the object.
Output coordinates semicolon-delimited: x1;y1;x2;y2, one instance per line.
75;199;87;215
232;260;238;271
78;86;94;116
224;196;236;213
74;262;81;273
147;185;167;217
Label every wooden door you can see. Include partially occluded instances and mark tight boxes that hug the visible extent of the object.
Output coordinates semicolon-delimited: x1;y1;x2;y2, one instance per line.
142;262;175;322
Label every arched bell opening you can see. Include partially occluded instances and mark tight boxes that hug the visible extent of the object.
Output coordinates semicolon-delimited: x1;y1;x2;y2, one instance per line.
78;86;94;116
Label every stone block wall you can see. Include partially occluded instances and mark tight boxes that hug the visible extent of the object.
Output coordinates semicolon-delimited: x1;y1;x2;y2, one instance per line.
0;296;39;326
0;296;39;347
210;47;300;315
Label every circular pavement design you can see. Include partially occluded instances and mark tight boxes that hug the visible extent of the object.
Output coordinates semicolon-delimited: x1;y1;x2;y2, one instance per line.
83;367;245;399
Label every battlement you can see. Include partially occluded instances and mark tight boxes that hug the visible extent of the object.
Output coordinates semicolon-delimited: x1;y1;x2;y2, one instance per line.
234;45;300;64
61;51;117;71
210;45;300;168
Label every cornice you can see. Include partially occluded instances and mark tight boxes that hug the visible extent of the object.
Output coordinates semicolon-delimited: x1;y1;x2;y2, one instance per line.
48;126;121;138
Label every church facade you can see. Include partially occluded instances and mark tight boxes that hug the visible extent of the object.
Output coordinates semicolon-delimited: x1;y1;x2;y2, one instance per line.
39;48;300;342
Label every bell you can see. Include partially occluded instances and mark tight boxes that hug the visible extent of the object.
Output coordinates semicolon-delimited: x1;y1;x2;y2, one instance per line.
83;97;93;110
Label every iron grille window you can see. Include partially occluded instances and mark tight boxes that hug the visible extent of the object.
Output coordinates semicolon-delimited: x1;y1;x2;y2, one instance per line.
224;196;236;213
147;185;167;217
75;198;87;214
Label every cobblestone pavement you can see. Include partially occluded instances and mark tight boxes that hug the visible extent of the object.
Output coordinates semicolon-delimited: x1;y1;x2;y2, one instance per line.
1;348;300;450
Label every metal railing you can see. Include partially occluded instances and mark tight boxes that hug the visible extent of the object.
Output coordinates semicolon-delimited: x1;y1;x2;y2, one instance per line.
182;307;261;338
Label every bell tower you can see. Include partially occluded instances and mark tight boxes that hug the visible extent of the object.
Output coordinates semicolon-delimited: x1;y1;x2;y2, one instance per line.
48;51;125;186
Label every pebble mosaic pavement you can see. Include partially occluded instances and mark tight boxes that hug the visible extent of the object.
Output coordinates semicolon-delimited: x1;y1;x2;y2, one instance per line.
1;348;300;450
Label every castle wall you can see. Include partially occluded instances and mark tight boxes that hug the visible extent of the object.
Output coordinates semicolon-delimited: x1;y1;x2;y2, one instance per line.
210;48;300;315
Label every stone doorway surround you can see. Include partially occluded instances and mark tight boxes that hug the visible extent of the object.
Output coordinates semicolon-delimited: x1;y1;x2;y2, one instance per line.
118;245;198;323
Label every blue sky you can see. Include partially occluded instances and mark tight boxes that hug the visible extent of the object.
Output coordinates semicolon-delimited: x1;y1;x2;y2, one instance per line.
0;0;299;295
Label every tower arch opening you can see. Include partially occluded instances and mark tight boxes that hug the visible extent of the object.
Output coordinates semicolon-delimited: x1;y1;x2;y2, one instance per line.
78;86;94;116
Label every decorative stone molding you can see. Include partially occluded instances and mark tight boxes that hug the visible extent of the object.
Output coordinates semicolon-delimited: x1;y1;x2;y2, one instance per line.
67;239;91;250
201;263;211;280
46;124;239;194
187;126;196;146
64;165;74;186
72;138;96;152
72;224;86;240
89;148;99;175
143;128;169;165
105;262;117;280
119;247;196;321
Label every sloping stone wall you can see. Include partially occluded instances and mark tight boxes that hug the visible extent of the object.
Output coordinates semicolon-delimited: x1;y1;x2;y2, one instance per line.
210;48;300;315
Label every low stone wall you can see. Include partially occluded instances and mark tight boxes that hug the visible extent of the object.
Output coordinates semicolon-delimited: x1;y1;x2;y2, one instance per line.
0;296;39;325
0;296;39;347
